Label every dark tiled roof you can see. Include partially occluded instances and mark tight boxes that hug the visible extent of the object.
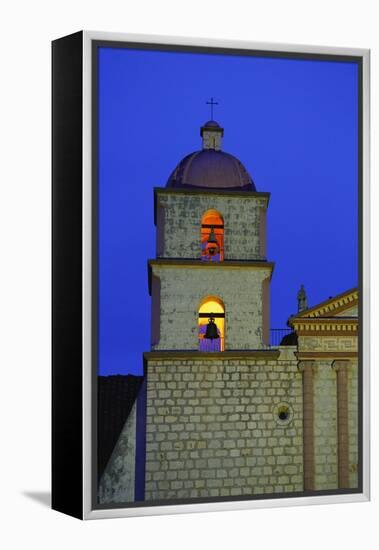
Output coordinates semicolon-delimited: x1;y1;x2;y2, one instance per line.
97;374;143;480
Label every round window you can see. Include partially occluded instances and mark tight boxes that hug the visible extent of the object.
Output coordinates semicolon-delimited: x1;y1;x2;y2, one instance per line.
273;402;293;426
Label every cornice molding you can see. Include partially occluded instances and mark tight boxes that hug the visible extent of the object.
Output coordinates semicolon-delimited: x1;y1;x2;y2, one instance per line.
149;258;274;269
154;186;271;200
289;317;358;335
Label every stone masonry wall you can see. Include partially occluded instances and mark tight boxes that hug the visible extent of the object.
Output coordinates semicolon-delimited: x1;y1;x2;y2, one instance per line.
99;402;137;504
347;360;359;488
151;265;271;350
313;361;338;490
298;333;358;490
144;349;303;501
156;191;268;260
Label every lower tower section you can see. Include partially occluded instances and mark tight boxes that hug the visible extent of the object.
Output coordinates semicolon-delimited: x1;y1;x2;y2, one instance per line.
143;348;303;500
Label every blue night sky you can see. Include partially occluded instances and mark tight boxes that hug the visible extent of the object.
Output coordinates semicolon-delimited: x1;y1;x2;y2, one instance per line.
98;46;358;376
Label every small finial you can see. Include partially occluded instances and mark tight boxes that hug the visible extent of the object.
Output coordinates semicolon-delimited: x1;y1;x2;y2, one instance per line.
206;97;218;120
297;284;308;313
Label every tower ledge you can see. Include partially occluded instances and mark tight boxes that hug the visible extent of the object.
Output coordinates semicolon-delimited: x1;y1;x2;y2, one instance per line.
143;349;280;361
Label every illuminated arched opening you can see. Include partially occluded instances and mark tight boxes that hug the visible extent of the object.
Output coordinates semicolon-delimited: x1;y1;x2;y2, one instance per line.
201;210;224;262
198;296;225;352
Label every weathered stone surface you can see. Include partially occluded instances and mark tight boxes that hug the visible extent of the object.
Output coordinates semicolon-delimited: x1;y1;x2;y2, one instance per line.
348;360;359;488
313;361;338;490
98;402;137;504
298;332;359;491
156;191;268;260
144;352;303;501
152;264;271;350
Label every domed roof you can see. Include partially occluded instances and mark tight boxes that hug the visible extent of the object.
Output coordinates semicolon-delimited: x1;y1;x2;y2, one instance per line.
202;120;221;129
166;119;256;192
167;150;256;191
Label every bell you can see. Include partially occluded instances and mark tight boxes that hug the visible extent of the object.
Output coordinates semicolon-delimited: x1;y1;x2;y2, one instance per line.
205;316;219;339
206;226;219;256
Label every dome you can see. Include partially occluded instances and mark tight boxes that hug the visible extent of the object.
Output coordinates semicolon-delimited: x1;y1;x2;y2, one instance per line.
202;120;221;129
167;150;256;191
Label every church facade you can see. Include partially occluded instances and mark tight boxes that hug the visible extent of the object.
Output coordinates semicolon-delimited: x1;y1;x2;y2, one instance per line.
98;120;359;504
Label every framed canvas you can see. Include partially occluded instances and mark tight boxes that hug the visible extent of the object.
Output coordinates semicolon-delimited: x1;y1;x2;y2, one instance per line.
52;31;370;520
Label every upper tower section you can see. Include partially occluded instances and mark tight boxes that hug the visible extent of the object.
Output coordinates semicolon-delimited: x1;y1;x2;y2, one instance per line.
155;120;269;261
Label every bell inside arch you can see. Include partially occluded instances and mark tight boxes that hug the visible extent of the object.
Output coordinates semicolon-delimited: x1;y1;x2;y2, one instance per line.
205;316;219;339
206;226;219;256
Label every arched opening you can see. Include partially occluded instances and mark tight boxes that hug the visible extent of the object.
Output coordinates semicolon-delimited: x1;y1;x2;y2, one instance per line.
198;296;225;351
201;210;224;262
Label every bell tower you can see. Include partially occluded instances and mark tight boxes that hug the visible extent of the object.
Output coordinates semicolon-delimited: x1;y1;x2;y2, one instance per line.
138;119;304;503
149;120;273;351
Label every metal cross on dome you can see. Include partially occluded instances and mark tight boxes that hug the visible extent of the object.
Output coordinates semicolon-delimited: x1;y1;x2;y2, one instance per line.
206;97;219;120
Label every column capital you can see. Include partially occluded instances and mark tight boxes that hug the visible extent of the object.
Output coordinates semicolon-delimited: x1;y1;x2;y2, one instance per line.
331;359;350;372
297;360;316;373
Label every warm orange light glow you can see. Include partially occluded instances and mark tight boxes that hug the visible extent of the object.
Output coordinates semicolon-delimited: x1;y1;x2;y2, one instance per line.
198;296;225;351
201;210;224;262
202;210;223;226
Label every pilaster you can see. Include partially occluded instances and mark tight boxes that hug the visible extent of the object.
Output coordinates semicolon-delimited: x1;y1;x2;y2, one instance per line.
298;360;316;491
332;360;350;488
